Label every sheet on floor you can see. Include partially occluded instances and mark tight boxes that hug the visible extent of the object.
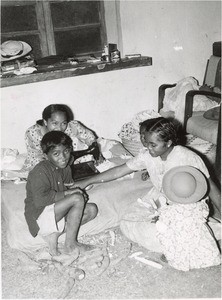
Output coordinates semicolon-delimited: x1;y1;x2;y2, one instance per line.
1;171;151;253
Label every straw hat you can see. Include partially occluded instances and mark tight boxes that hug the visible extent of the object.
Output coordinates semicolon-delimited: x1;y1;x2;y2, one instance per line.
162;166;208;204
1;40;32;62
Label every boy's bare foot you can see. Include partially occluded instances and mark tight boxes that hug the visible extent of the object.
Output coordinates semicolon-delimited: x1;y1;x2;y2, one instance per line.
42;232;61;256
77;242;96;253
64;242;96;254
52;248;79;266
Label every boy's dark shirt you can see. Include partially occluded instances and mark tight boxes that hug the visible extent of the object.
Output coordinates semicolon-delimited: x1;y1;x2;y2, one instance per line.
24;160;73;237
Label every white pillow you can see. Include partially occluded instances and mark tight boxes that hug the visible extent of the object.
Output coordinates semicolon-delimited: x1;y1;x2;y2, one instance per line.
1;148;26;170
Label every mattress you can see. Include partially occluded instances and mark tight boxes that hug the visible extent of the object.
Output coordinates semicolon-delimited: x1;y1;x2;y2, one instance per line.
1;170;151;252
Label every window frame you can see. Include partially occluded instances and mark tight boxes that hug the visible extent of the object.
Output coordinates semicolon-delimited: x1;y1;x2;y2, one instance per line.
1;0;107;58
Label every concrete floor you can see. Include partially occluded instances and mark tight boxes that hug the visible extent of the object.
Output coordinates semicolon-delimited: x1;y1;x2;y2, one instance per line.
2;220;221;299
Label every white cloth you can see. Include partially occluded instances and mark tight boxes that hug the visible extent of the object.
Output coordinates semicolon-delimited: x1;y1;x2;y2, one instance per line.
162;77;218;123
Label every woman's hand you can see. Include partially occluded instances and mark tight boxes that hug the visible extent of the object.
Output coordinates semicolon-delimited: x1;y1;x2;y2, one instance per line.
95;153;105;165
70;179;90;190
141;171;149;181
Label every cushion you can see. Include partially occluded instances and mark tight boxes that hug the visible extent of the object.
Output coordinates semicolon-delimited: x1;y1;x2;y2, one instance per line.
203;106;220;120
199;85;221;103
186;112;219;144
1;148;26;171
118;110;161;155
1;153;26;171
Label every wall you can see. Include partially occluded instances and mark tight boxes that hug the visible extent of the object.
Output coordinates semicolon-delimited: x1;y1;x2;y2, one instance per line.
119;0;221;84
1;67;152;152
1;0;221;153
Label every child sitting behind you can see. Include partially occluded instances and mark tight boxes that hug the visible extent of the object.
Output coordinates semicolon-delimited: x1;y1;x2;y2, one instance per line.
24;131;98;258
156;166;221;271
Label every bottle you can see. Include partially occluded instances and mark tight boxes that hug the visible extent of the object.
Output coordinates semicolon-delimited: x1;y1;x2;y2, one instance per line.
104;45;110;62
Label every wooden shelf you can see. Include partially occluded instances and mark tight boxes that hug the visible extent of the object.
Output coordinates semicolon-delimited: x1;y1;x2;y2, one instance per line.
0;56;152;88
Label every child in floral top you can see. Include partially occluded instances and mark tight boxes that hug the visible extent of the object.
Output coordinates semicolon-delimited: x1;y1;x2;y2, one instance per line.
23;104;99;171
156;166;221;271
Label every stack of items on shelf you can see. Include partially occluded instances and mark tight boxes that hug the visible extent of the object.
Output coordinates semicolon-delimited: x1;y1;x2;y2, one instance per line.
0;40;36;76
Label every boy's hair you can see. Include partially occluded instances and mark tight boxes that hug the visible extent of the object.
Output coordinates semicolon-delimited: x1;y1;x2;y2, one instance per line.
139;117;179;145
41;131;73;154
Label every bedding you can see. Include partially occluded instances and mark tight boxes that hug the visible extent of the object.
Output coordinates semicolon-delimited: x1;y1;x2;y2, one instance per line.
118;110;161;156
0;138;131;181
1;139;220;254
161;77;218;124
3;172;220;254
1;139;150;253
1;169;150;253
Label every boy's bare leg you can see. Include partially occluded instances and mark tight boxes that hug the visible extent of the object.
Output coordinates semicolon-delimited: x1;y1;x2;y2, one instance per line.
64;202;98;253
55;192;98;254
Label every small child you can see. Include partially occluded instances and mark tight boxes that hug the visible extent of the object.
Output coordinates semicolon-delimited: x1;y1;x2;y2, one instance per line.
156;166;221;271
24;131;98;258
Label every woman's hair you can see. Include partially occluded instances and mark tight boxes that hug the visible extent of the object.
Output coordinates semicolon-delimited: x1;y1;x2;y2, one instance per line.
37;104;73;125
139;117;179;145
41;131;73;154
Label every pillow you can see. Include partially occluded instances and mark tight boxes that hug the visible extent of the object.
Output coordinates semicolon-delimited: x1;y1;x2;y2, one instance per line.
203;106;220;120
193;94;219;111
199;84;221;102
1;148;26;171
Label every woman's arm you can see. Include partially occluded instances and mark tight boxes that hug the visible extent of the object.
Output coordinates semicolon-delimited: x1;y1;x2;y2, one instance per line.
208;177;221;220
72;163;133;189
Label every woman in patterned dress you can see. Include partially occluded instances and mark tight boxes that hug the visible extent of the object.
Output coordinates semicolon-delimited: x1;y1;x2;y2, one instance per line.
23;104;99;171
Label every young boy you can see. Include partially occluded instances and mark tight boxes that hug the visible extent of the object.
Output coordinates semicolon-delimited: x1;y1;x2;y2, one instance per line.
24;131;98;257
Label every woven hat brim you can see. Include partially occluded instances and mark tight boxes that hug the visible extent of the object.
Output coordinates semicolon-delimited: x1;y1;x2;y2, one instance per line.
1;41;32;62
162;166;208;204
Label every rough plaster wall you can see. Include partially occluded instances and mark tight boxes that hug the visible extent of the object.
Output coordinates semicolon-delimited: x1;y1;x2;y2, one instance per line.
119;0;221;85
1;67;152;152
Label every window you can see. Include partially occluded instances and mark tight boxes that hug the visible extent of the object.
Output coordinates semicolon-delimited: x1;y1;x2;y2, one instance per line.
1;0;107;59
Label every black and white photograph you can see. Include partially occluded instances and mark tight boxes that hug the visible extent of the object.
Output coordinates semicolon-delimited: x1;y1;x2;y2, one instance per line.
1;0;221;299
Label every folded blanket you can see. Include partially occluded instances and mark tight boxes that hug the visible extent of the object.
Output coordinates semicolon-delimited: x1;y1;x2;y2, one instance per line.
162;77;218;124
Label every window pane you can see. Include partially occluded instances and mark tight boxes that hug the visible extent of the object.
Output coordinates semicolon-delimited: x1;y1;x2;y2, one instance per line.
1;35;42;59
50;1;100;28
1;4;38;33
54;28;102;56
